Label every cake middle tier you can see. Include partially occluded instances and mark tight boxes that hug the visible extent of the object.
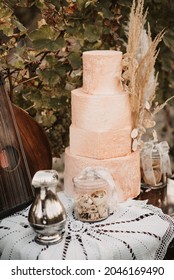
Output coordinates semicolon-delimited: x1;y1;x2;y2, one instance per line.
71;88;132;131
70;125;132;159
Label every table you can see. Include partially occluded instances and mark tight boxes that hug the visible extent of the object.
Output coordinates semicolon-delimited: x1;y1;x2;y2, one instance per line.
0;191;174;260
137;178;174;217
137;178;174;259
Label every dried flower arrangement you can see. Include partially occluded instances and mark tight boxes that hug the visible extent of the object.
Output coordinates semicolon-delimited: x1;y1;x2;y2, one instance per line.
122;0;174;151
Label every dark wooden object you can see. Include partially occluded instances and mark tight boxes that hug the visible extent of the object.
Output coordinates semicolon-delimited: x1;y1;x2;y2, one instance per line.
13;105;52;178
0;74;52;218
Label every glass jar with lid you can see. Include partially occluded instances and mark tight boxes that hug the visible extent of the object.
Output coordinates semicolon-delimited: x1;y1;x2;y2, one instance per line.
140;141;172;189
73;167;114;222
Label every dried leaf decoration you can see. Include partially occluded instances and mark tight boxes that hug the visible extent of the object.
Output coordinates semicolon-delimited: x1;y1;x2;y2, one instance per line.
122;0;174;151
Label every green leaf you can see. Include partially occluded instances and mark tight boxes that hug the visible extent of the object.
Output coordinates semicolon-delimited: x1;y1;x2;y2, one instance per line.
68;52;82;69
7;50;25;69
159;50;174;71
84;24;103;42
32;37;66;51
12;19;27;33
54;63;72;77
2;26;14;36
41;114;57;127
98;1;113;19
45;55;58;66
59;95;70;106
116;0;131;7
0;4;12;18
66;26;85;46
163;31;174;52
13;59;25;69
30;90;42;102
85;0;98;8
38;69;61;86
76;0;85;10
29;25;60;41
49;98;60;110
45;0;61;10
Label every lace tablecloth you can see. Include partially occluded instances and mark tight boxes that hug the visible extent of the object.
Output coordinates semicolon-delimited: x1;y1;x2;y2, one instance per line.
0;192;174;260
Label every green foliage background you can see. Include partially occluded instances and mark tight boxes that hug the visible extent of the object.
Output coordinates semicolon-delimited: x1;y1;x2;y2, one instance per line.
0;0;174;157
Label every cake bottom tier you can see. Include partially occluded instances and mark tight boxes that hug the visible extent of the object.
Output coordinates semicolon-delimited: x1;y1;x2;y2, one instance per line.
64;147;140;202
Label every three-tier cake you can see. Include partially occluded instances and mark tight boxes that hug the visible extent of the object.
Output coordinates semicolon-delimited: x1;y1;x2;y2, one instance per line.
64;50;140;202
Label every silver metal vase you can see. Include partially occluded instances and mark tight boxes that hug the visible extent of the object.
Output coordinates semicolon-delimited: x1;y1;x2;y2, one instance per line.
28;170;67;245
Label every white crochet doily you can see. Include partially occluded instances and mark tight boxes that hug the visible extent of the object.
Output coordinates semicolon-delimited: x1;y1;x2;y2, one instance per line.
0;192;174;260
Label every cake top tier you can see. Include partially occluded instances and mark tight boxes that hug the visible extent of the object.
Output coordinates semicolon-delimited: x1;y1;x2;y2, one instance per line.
83;50;123;95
